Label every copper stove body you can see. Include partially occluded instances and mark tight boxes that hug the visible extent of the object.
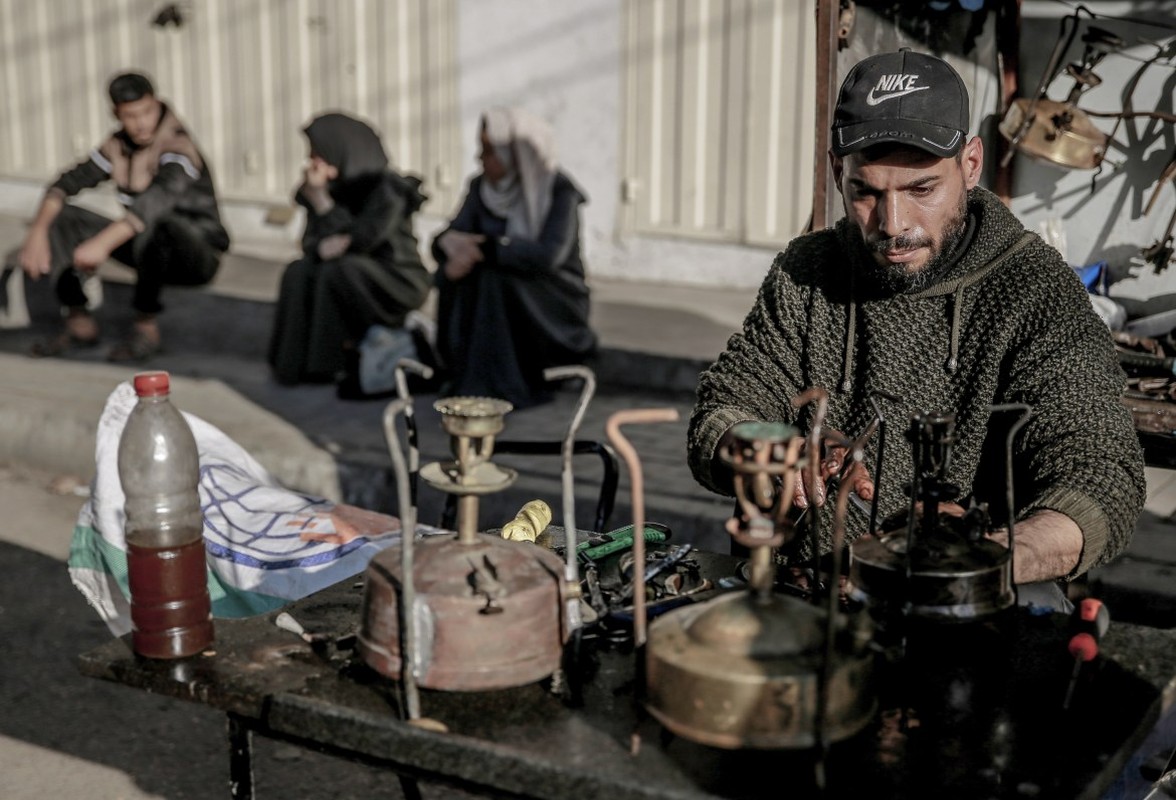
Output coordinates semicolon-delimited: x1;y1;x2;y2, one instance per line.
642;413;877;749
646;588;876;749
358;532;566;690
358;396;568;692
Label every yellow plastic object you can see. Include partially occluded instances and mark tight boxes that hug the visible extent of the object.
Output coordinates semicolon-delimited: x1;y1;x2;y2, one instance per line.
500;500;553;543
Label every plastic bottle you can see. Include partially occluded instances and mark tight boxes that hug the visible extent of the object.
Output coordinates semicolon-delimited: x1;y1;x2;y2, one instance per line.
118;371;213;658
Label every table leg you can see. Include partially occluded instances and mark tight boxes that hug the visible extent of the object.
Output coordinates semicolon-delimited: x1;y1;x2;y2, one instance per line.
227;712;254;800
398;775;423;800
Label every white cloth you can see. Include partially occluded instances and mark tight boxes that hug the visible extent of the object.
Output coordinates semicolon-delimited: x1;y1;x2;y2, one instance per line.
478;106;558;239
68;381;442;635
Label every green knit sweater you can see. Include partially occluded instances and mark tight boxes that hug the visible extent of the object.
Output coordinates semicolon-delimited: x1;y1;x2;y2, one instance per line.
687;187;1145;577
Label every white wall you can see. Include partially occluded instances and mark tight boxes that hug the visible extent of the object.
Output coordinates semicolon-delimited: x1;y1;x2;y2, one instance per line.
1009;2;1176;311
449;0;782;290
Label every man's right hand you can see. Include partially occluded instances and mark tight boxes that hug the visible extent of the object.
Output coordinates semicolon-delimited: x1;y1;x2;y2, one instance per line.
17;230;52;280
791;432;875;511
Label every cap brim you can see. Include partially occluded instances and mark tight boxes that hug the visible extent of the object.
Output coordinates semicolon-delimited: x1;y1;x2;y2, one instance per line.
831;119;964;158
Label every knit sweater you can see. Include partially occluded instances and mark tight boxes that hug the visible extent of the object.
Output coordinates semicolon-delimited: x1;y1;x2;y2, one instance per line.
687;187;1145;577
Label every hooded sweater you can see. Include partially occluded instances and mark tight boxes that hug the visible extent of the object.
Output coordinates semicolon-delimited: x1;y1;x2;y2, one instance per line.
687;187;1145;577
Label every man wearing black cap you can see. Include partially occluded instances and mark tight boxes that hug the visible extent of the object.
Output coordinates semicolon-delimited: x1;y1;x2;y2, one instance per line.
687;51;1144;595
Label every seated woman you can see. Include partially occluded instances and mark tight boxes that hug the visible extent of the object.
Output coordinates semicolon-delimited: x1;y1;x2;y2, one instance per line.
268;112;430;389
432;107;597;408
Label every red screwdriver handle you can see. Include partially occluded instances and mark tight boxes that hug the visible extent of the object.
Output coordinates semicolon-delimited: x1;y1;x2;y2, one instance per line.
1068;632;1099;661
1067;598;1111;659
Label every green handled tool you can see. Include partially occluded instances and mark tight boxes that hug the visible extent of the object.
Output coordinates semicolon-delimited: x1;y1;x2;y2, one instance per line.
578;523;670;561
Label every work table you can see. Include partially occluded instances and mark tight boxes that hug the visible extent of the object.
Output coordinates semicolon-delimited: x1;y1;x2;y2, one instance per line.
78;550;1176;799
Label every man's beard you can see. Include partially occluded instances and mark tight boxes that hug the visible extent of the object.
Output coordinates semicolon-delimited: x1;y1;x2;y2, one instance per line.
866;194;969;294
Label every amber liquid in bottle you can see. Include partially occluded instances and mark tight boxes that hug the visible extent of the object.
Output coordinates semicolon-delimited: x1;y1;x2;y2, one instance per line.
127;532;214;659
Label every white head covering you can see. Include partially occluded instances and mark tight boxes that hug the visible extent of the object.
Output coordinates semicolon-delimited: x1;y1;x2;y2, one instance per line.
479;107;557;239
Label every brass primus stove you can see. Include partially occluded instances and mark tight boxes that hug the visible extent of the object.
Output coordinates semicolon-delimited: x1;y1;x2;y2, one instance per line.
643;420;876;749
358;396;567;691
849;410;1016;625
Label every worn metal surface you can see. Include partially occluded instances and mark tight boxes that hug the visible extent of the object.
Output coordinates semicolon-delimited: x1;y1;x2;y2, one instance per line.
998;98;1109;170
358;533;566;691
850;411;1015;624
643;414;876;751
78;560;1176;799
645;591;877;750
850;530;1015;621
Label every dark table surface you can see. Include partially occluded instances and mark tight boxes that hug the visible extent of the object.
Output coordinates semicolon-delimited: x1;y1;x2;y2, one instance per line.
78;549;1176;800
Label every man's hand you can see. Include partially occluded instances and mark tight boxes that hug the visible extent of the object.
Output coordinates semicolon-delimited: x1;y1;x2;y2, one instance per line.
792;431;875;510
72;238;111;272
17;229;52;279
985;509;1083;584
71;219;135;273
437;230;485;281
18;192;64;279
317;233;351;261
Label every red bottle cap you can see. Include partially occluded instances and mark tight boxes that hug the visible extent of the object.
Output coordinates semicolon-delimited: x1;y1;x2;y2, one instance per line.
133;371;171;397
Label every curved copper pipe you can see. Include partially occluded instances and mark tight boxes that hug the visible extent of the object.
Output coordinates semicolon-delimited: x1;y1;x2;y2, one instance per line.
605;408;680;649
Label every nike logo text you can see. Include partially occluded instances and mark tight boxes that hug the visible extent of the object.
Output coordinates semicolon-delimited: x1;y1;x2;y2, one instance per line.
866;74;930;106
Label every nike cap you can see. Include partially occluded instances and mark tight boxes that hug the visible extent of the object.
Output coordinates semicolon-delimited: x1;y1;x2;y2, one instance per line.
831;49;969;158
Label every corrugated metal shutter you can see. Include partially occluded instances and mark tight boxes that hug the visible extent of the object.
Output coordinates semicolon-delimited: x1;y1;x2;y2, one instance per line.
0;0;461;214
621;0;816;246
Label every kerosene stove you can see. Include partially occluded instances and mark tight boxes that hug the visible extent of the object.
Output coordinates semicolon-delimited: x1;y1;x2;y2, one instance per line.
636;416;876;750
358;396;568;691
849;410;1016;625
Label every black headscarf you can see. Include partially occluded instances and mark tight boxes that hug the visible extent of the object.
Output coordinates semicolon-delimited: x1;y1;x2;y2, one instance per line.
302;113;389;183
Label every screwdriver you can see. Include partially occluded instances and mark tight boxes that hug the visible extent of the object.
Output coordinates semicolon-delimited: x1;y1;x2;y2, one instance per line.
1062;597;1111;711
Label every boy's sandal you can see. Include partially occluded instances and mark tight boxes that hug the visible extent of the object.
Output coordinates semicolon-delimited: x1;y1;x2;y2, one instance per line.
106;331;162;363
28;331;101;358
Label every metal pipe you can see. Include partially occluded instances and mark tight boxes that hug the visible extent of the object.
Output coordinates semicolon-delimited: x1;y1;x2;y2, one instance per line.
990;403;1033;591
381;398;420;721
543;365;597;633
866;390;900;536
605;408;680;649
791;387;828;603
813;438;866;789
394;358;434;508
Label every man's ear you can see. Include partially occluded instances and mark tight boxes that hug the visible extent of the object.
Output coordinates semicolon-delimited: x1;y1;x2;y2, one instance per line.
829;152;844;193
961;137;984;190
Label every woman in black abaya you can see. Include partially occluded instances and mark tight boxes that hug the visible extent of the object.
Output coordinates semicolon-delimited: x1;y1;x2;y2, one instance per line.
431;107;596;409
268;113;430;386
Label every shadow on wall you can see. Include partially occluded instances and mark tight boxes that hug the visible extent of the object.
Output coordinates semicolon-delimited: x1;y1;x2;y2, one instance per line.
1006;4;1175;288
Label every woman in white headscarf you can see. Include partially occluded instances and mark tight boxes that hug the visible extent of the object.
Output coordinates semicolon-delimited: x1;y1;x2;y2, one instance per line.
432;107;596;408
